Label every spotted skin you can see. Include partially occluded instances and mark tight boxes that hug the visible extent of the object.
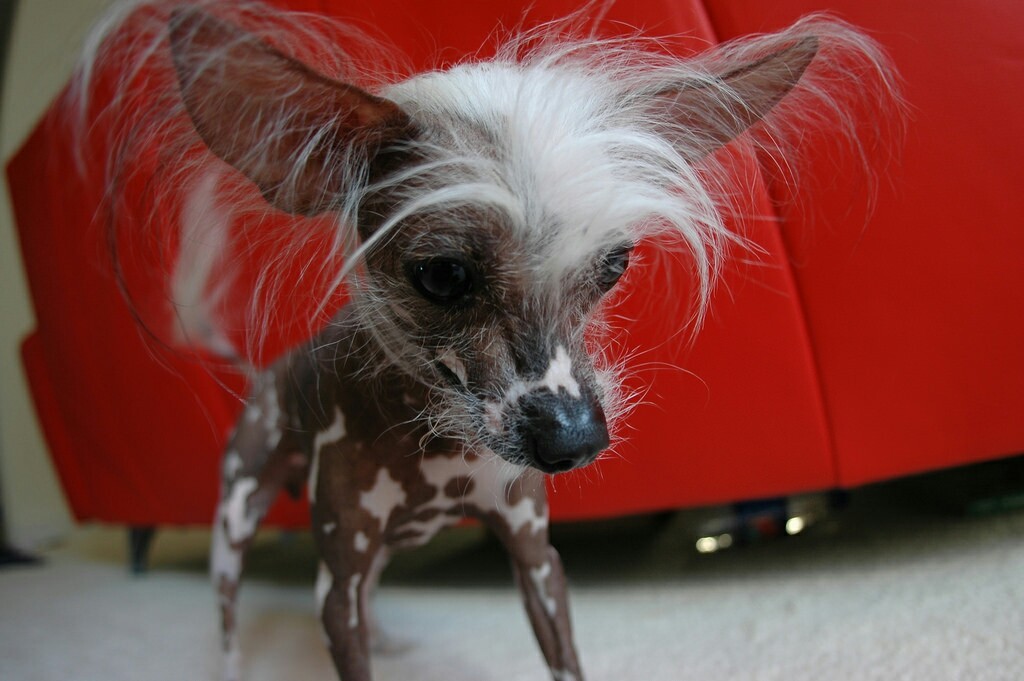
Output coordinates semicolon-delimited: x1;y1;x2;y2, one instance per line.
212;311;582;681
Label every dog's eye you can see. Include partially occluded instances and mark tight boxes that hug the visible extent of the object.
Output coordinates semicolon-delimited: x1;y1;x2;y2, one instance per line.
410;258;473;304
597;245;632;290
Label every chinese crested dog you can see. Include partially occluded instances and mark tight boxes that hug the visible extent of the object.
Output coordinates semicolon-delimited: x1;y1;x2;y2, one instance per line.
72;2;899;679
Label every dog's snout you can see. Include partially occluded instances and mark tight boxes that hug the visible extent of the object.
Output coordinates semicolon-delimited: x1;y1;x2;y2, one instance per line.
519;391;609;474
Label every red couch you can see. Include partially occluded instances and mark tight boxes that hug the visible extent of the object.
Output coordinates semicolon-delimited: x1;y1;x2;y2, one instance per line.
8;0;1024;529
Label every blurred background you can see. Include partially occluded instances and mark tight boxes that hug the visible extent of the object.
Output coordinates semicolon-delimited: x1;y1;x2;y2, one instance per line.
1;0;114;552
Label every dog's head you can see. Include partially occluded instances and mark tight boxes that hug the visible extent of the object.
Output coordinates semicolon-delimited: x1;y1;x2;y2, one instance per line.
167;9;820;473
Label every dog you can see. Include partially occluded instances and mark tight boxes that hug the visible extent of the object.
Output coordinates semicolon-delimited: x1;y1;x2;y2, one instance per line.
73;2;899;679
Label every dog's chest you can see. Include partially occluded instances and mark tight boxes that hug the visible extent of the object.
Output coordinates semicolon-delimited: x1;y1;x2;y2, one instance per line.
341;448;543;552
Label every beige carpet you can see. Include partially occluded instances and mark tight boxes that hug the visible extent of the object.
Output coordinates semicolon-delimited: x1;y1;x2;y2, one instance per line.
2;481;1023;681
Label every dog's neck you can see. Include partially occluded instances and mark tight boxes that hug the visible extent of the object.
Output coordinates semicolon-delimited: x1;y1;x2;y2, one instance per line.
289;305;438;446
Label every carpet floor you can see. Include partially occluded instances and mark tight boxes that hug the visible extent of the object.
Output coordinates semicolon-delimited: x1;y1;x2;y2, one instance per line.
2;477;1023;681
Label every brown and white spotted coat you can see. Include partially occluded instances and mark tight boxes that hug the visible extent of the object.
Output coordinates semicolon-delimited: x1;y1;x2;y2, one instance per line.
211;312;582;681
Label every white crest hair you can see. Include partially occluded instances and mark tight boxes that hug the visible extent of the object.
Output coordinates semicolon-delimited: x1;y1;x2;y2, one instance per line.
68;0;903;364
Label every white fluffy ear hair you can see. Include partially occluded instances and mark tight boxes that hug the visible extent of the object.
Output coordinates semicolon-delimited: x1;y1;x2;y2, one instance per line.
167;8;414;217
645;36;818;160
166;5;818;211
70;1;901;357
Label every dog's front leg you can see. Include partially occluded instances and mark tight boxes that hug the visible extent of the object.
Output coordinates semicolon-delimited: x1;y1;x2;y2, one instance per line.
482;471;584;681
309;439;391;681
512;545;582;681
312;523;380;681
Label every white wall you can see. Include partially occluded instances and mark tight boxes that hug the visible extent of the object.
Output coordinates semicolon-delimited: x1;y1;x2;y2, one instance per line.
1;0;113;548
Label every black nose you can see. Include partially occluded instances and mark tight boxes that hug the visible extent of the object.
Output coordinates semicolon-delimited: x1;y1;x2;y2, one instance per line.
518;391;610;473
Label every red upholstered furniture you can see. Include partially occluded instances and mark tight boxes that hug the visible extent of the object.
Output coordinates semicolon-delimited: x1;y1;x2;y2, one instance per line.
8;1;1024;529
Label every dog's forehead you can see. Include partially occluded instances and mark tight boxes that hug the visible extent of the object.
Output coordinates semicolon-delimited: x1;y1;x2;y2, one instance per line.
386;63;637;277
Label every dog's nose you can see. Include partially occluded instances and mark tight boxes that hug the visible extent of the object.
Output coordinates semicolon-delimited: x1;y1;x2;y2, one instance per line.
518;391;609;473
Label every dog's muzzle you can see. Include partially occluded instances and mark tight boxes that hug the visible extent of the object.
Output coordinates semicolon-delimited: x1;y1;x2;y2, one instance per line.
518;391;609;474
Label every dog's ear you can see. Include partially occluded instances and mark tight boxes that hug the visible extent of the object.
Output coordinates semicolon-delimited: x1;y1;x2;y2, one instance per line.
168;9;412;215
652;36;818;159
